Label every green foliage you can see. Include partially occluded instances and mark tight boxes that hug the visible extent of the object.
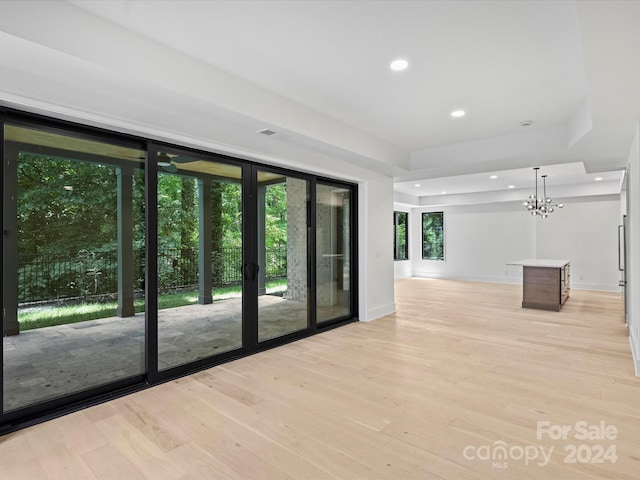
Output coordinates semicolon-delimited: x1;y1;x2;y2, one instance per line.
157;174;186;250
17;154;141;300
17;153;119;255
74;249;105;297
265;184;287;247
18;302;119;330
219;182;242;248
422;212;444;260
394;212;408;260
17;151;289;306
17;279;287;330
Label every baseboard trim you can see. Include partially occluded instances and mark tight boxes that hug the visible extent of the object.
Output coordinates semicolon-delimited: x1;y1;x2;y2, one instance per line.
394;271;412;280
630;330;640;377
411;272;620;292
412;272;521;285
365;303;396;322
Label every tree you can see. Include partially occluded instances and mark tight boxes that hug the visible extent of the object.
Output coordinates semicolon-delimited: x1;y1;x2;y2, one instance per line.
422;212;444;260
17;153;118;255
211;182;224;284
220;181;242;248
265;183;287;247
17;153;288;301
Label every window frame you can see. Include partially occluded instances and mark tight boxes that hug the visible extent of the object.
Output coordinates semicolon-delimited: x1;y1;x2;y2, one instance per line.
421;211;445;261
0;106;359;434
393;211;409;261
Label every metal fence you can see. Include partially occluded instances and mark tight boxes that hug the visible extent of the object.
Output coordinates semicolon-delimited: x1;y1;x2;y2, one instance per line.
18;245;287;304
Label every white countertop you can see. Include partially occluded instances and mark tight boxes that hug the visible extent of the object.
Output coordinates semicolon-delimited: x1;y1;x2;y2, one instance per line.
507;259;570;268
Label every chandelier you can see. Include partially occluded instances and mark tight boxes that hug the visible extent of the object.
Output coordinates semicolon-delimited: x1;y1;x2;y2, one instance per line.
523;167;563;218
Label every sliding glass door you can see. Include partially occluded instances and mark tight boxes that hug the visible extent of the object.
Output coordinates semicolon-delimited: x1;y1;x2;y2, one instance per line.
3;123;146;412
155;148;244;371
1;111;357;430
256;171;311;342
316;182;353;323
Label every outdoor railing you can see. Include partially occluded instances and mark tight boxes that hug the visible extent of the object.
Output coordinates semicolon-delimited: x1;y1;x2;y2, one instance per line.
18;245;287;304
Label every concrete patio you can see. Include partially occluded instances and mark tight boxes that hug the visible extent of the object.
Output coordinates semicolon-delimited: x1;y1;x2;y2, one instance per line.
3;295;313;412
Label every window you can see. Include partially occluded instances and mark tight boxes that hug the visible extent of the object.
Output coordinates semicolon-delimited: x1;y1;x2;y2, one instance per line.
2;110;358;431
4;122;146;411
394;211;408;260
422;212;444;260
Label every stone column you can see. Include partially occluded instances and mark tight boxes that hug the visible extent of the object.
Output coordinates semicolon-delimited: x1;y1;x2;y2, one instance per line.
285;178;308;303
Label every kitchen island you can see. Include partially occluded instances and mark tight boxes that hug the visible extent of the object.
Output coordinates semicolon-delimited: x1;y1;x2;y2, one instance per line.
507;259;570;311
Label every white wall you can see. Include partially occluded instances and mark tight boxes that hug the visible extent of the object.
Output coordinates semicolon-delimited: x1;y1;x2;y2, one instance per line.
410;197;621;291
626;124;640;375
394;259;413;279
537;196;621;291
360;179;396;321
412;202;535;283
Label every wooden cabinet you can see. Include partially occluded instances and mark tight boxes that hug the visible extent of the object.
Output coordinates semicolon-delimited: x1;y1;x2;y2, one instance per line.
522;263;570;312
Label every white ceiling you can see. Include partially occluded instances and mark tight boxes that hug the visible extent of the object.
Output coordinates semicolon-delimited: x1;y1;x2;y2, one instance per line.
395;163;621;197
67;0;588;150
2;0;639;205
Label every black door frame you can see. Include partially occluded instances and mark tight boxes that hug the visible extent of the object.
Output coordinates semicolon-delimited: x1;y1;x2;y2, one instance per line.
0;107;358;434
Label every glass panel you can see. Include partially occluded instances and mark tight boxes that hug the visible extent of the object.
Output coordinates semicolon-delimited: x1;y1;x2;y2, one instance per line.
257;173;310;342
156;151;243;370
3;124;145;412
316;183;351;323
394;211;408;261
422;212;444;260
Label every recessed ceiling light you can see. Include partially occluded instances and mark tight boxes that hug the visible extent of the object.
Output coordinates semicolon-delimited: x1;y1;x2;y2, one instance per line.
451;110;466;118
414;183;421;187
490;175;498;179
441;191;447;195
390;59;409;71
595;177;603;181
508;185;515;189
520;120;533;127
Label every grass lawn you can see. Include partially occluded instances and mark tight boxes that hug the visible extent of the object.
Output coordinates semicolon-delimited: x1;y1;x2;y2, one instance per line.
18;279;287;331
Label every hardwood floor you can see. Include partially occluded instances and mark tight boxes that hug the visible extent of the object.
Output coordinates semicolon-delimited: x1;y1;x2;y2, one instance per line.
1;278;638;479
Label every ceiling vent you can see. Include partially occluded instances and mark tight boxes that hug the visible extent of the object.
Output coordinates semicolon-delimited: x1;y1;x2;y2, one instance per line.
257;128;277;136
